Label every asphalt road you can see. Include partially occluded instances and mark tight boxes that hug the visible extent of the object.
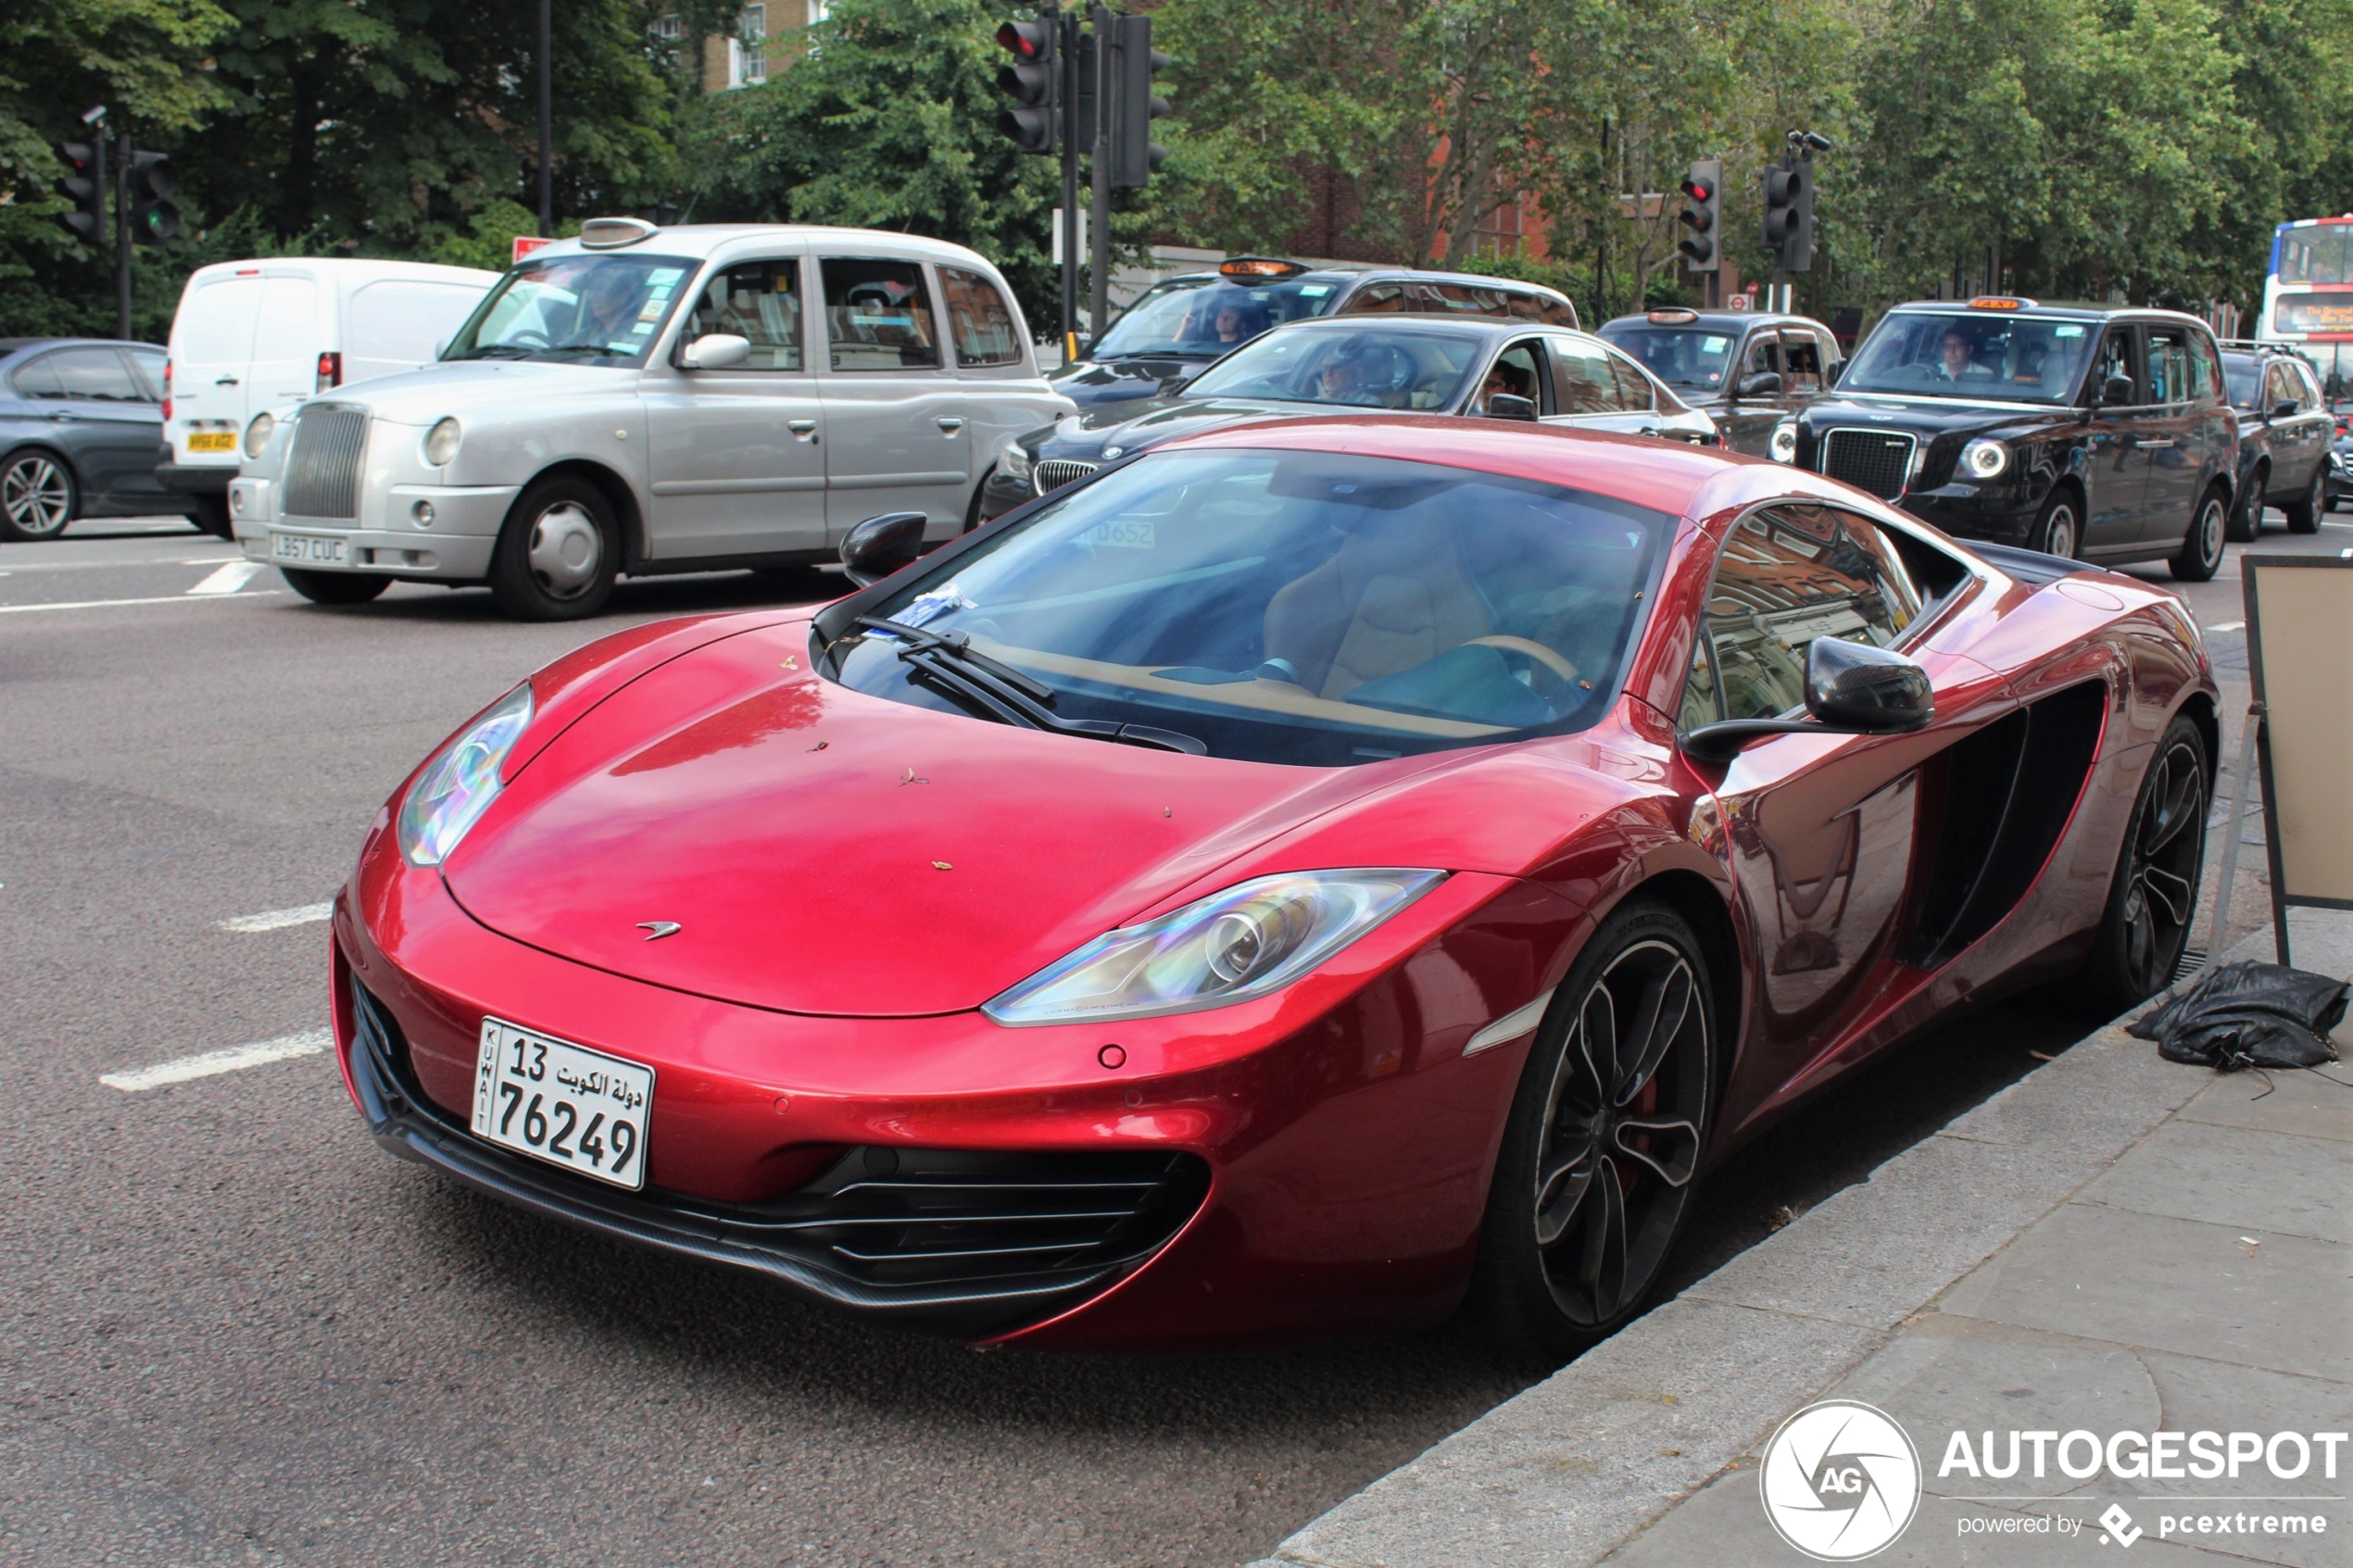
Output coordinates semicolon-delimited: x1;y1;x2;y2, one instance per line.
0;508;2329;1567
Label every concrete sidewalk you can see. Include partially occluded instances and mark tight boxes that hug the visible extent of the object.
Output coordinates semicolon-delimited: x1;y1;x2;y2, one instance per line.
1252;914;2353;1568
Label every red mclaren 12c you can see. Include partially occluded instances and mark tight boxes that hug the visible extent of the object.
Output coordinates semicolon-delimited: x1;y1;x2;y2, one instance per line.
334;417;2218;1357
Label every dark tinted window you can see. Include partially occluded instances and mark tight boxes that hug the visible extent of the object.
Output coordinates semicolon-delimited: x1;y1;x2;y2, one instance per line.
2223;355;2262;410
47;347;145;401
821;257;940;370
2146;327;2195;405
9;355;65;399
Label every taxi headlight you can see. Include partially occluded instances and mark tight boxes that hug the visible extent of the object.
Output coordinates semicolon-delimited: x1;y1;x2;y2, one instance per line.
242;412;275;458
424;417;463;468
1962;438;2009;479
396;684;533;867
983;869;1445;1025
1769;420;1799;463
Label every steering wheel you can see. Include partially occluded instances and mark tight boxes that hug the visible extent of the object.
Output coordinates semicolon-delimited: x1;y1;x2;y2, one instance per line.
1466;635;1580;696
504;330;551;348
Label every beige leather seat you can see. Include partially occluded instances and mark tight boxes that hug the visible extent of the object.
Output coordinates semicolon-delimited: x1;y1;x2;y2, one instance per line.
1264;520;1494;698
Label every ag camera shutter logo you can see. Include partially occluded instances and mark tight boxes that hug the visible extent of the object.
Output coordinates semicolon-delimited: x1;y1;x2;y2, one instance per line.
1759;1399;1922;1560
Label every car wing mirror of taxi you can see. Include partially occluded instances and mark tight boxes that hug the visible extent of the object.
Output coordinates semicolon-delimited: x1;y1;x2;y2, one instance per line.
840;511;930;587
2099;372;2136;407
1736;370;1784;398
1826;358;1846;386
1680;638;1934;763
680;332;751;371
1485;393;1538;421
2272;399;2300;423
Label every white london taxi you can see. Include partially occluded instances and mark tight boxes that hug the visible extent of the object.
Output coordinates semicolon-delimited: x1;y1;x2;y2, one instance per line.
229;220;1073;619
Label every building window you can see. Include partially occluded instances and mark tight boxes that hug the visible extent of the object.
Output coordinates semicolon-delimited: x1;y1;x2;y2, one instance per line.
653;13;684;38
739;4;766;82
807;0;828;23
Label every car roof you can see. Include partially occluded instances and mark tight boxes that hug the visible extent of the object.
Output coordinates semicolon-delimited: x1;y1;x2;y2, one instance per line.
1882;298;2211;326
521;223;1002;270
1246;315;1592;345
0;337;158;359
1599;311;1823;333
1153;264;1573;302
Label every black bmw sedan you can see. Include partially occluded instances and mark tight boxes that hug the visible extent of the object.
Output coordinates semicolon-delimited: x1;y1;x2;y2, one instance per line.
1771;299;2238;581
0;337;180;542
982;316;1715;522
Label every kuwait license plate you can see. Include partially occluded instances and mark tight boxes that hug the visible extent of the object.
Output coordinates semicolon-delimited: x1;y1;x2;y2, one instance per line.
471;1019;654;1190
271;531;347;567
186;432;236;453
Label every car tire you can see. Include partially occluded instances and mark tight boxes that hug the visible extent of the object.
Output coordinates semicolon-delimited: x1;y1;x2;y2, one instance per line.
2082;714;2208;1013
2282;462;2325;534
488;476;619;621
187;494;234;541
2169;485;2228;582
281;567;390;605
1463;899;1716;1362
0;448;77;542
2223;467;2263;543
2027;489;2081;559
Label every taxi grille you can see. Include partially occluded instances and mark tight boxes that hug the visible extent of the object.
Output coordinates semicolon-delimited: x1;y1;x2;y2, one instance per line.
1821;429;1917;499
283;406;368;519
1034;458;1099;495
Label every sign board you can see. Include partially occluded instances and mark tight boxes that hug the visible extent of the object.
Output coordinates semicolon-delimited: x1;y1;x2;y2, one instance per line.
2242;554;2353;959
511;235;554;266
1726;293;1751;310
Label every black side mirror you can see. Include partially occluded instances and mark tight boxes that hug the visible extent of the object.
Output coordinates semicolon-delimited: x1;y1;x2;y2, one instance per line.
839;511;929;587
2271;399;2300;423
1737;371;1784;398
1681;638;1934;762
1825;358;1846;387
2099;373;2136;407
1485;393;1538;421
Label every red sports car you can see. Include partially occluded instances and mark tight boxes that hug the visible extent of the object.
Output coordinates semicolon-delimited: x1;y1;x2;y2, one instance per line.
334;417;2217;1356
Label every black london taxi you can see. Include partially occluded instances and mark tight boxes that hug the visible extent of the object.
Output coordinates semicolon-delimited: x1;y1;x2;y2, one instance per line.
1772;297;2239;581
2218;342;2333;538
1052;257;1579;412
1595;307;1843;456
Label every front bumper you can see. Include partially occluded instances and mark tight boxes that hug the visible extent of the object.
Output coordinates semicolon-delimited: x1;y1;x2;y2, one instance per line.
1898;483;2042;545
233;480;519;579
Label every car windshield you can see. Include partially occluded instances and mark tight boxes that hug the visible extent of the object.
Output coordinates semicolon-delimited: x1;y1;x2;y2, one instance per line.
1838;312;2095;403
1089;275;1343;358
830;449;1671;767
1595;325;1738;391
444;254;696;367
1179;327;1481;410
2222;356;2262;410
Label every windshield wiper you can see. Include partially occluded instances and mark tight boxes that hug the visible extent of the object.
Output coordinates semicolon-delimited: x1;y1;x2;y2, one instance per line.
454;345;534;360
853;616;1206;755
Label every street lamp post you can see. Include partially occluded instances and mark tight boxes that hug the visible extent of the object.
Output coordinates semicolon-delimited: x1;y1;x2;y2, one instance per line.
537;0;554;238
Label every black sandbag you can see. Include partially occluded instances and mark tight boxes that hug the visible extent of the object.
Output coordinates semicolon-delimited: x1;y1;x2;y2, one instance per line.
2126;960;2347;1070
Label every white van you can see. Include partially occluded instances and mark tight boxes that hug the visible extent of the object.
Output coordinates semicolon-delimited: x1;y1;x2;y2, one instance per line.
157;257;497;535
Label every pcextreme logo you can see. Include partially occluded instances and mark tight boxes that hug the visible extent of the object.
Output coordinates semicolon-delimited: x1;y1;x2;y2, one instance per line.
1759;1400;1923;1561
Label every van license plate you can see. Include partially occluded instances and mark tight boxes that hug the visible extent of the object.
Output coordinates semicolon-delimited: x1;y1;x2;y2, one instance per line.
271;532;347;567
186;433;235;453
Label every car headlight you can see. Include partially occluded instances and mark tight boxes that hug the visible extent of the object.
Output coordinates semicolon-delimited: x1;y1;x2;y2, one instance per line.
396;684;533;867
1769;420;1798;464
999;442;1034;483
242;412;275;458
1961;438;2009;479
983;868;1446;1026
424;417;462;468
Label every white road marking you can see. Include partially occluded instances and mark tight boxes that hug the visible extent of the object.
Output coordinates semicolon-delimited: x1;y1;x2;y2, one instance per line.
101;1028;332;1092
186;561;263;595
218;901;332;933
0;591;283;615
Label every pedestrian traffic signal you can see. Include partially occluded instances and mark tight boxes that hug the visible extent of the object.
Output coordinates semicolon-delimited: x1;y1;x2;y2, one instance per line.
1677;158;1721;273
127;151;180;245
995;18;1058;156
1109;14;1170;191
53;142;104;245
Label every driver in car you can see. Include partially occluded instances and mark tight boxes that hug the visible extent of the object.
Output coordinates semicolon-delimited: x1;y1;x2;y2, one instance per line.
1932;327;1993;383
573;269;648;352
1315;352;1374;404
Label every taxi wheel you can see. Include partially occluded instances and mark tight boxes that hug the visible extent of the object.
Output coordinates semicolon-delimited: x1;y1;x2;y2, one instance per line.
2028;491;2080;559
281;567;389;605
2282;464;2325;534
2169;486;2227;583
490;477;618;621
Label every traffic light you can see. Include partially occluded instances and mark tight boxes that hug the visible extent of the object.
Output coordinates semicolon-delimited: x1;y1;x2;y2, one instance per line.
127;151;180;245
53;142;104;245
1782;157;1815;273
1762;154;1815;273
1109;14;1169;191
1677;158;1721;272
995;17;1058;156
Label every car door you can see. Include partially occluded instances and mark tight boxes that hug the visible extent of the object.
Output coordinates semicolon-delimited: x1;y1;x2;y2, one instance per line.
1715;329;1785;453
169;273;266;457
642;251;829;560
33;347;164;508
1777;329;1829;422
2135;324;2204;546
2281;358;2331;495
816;256;972;542
1478;335;1552;416
1682;502;2010;1095
248;273;323;413
937;262;1043;506
2080;325;2145;552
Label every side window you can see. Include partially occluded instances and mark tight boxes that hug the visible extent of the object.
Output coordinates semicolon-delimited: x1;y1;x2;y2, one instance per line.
1780;332;1824;392
46;347;145;401
2145;328;2192;405
1550;338;1629;414
2264;362;2294;413
1485;341;1548;413
683;258;805;370
2185;330;2222;405
820;257;941;371
1703;506;1924;722
1504;290;1548;322
1338;282;1405;315
1604;346;1655;410
126;348;166;400
9;355;65;399
2094;328;2136;402
2295;360;2325;410
1538;295;1579;329
937;266;1023;367
1743;333;1781;380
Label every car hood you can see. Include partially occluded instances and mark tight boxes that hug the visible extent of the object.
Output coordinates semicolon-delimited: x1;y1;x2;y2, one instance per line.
439;617;1523;1018
1050;354;1217;409
307;358;627;427
1035;395;1367;462
1793;391;2077;441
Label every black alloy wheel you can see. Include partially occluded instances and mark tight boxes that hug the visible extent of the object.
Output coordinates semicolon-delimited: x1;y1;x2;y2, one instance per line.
2224;467;2263;543
2086;717;2208;1010
2170;486;2227;582
2282;462;2325;534
2029;491;2080;559
1466;902;1715;1360
0;449;76;542
281;566;390;605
